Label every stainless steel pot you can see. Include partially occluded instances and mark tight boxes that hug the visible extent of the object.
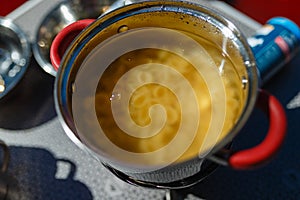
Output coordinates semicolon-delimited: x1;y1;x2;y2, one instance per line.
32;0;121;76
0;17;31;99
52;0;287;186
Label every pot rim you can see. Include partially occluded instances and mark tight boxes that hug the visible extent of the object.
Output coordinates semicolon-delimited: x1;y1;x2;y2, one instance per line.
54;0;259;171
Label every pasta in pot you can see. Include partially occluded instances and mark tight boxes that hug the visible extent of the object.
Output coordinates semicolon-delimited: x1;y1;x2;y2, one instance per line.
72;27;246;165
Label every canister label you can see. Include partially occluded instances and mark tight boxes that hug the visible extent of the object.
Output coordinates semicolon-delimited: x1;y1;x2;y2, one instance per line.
248;22;300;83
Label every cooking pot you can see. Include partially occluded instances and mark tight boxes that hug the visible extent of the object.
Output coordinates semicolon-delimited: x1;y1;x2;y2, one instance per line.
32;0;120;77
50;0;290;186
0;17;31;99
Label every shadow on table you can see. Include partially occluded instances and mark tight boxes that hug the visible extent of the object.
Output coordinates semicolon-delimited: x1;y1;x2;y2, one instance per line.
4;146;92;200
0;58;56;130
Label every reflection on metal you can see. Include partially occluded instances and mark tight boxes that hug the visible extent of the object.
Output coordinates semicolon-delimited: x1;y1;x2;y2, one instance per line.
287;92;300;109
0;17;31;99
0;76;5;93
32;0;121;77
60;5;76;23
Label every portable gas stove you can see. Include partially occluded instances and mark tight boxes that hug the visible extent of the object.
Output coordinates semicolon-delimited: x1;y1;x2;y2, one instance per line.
0;1;300;200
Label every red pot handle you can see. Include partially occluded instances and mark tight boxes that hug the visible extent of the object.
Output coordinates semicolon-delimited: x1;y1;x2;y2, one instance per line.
229;89;287;169
50;19;95;71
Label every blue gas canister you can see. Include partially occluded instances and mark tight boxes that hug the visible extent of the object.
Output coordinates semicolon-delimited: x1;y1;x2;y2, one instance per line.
248;17;300;84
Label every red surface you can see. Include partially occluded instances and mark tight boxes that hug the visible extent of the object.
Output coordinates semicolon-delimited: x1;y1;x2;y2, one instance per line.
229;90;287;169
1;0;299;26
50;19;95;71
0;0;27;16
228;0;300;25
